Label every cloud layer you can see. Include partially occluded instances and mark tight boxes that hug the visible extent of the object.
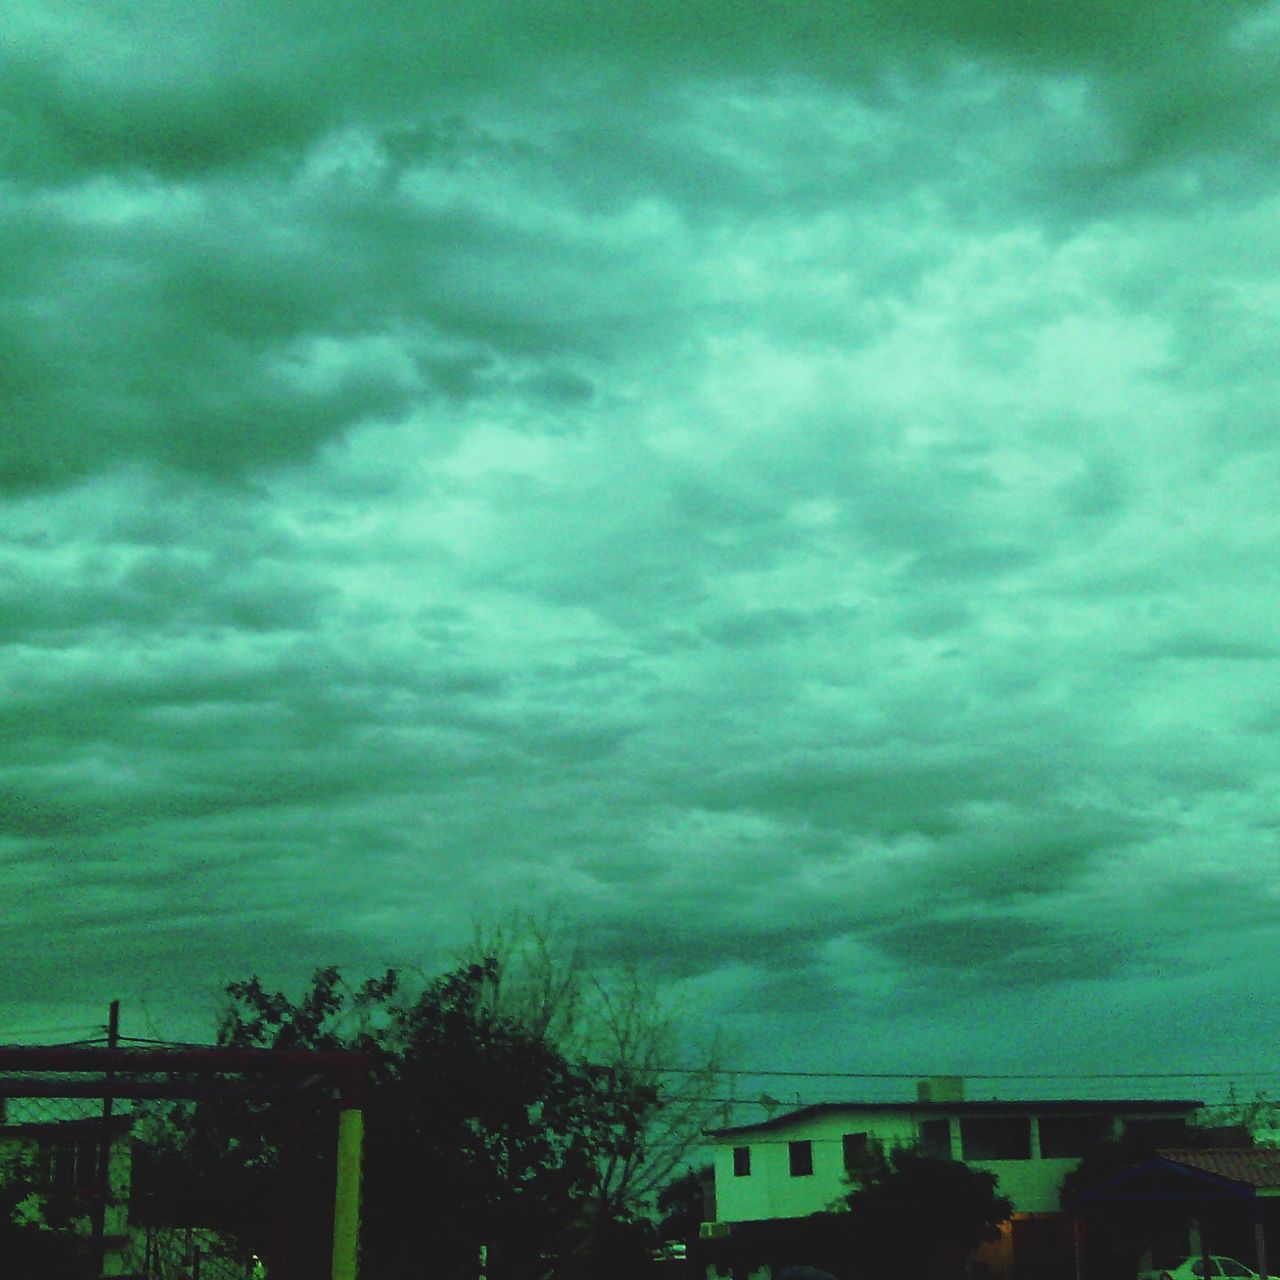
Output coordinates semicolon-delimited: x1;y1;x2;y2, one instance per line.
3;0;1280;1098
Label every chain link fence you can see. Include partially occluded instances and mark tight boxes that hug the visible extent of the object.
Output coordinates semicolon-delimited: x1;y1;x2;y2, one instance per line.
0;1048;363;1280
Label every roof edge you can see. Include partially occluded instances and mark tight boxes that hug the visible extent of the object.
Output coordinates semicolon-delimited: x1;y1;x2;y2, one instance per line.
707;1098;1205;1138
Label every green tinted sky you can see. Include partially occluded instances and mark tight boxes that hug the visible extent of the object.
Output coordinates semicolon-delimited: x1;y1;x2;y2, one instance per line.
4;0;1280;1104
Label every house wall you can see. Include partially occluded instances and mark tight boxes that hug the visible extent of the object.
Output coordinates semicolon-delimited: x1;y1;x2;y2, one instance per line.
712;1106;1196;1223
966;1154;1080;1215
713;1109;919;1222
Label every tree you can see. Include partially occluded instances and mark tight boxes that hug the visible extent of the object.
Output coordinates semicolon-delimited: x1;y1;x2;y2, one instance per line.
0;1152;89;1280
1200;1087;1280;1137
1060;1119;1254;1212
656;1166;710;1246
145;948;709;1280
807;1146;1013;1280
455;912;727;1225
1059;1120;1258;1280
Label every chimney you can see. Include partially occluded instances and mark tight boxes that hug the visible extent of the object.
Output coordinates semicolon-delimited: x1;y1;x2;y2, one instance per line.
917;1076;966;1103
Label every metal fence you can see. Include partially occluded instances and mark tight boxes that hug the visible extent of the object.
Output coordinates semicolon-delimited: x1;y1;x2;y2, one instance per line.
0;1046;365;1280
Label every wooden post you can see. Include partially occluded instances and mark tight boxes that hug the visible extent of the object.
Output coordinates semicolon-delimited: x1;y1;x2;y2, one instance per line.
91;1000;120;1277
270;1092;303;1280
1254;1199;1269;1280
330;1106;363;1280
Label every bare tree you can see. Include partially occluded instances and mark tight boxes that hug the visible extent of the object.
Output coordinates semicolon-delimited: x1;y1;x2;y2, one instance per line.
458;912;727;1225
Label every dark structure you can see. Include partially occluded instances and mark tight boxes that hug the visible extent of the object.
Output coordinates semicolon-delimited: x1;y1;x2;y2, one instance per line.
1072;1149;1280;1280
0;1044;366;1280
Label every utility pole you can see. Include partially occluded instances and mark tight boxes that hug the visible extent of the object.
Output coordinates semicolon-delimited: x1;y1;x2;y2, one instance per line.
90;1000;120;1278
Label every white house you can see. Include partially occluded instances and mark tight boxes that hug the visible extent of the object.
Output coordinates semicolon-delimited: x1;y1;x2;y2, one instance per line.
702;1077;1203;1277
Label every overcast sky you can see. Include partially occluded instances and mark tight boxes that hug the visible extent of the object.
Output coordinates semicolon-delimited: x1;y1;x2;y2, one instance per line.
4;0;1280;1108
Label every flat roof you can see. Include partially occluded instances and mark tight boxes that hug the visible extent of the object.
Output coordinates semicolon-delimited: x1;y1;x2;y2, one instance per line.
708;1098;1204;1138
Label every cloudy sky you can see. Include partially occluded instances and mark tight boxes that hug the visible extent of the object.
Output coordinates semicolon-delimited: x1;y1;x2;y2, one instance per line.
5;0;1280;1107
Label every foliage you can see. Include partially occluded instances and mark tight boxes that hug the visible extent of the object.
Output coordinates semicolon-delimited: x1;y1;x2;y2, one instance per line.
1200;1087;1280;1137
457;912;728;1218
656;1165;710;1245
1059;1119;1256;1210
145;952;693;1280
0;1153;90;1279
1059;1119;1259;1280
846;1146;1013;1258
805;1146;1013;1280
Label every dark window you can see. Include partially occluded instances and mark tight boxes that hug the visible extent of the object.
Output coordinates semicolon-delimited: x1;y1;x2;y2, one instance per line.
842;1132;869;1170
1219;1263;1250;1277
960;1117;1031;1160
1123;1118;1188;1145
44;1137;100;1192
789;1140;813;1177
918;1119;952;1159
1038;1115;1114;1158
732;1146;751;1177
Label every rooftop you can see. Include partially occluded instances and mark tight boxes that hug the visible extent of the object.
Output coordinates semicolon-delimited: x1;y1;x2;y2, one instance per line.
708;1097;1204;1138
1158;1148;1280;1190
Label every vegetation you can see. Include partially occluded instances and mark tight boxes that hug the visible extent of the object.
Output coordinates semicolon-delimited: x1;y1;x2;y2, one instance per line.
1059;1119;1259;1280
0;1153;90;1279
840;1147;1012;1276
655;1165;709;1247
142;918;722;1280
742;1146;1015;1280
1060;1118;1255;1209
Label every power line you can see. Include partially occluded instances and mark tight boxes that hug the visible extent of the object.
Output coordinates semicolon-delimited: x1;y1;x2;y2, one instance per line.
115;1035;221;1049
647;1066;1280;1081
661;1091;1261;1105
0;1025;108;1040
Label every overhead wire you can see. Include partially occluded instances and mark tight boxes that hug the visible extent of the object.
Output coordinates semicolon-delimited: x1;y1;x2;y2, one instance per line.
0;1025;108;1041
644;1066;1280;1080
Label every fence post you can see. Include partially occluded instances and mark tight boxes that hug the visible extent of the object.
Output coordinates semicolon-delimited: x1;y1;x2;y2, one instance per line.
271;1092;303;1280
330;1083;364;1280
91;999;121;1277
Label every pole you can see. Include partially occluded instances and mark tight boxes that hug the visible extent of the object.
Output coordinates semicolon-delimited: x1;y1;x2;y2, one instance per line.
330;1106;364;1280
1255;1199;1269;1280
1198;1218;1212;1280
91;1000;120;1278
271;1091;303;1280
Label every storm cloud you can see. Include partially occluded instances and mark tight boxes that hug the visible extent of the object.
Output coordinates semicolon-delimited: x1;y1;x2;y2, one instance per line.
3;0;1279;1102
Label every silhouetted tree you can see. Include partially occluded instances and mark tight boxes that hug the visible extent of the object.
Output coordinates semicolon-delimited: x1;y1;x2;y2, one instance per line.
0;1152;90;1280
1060;1120;1257;1280
144;957;680;1280
807;1146;1013;1280
656;1166;709;1246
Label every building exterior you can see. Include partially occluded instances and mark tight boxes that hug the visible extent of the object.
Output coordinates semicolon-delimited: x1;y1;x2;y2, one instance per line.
702;1078;1204;1279
0;1114;135;1273
1074;1147;1280;1278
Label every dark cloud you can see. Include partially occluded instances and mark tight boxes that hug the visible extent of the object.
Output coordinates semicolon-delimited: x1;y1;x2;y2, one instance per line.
693;756;1041;838
1;0;1278;1089
9;1;1273;180
869;915;1137;986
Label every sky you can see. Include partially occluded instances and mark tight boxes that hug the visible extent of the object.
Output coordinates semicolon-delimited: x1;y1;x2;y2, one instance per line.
4;0;1280;1111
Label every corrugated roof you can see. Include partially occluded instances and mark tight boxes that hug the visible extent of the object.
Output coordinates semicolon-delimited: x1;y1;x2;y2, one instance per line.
1158;1148;1280;1189
707;1098;1204;1138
